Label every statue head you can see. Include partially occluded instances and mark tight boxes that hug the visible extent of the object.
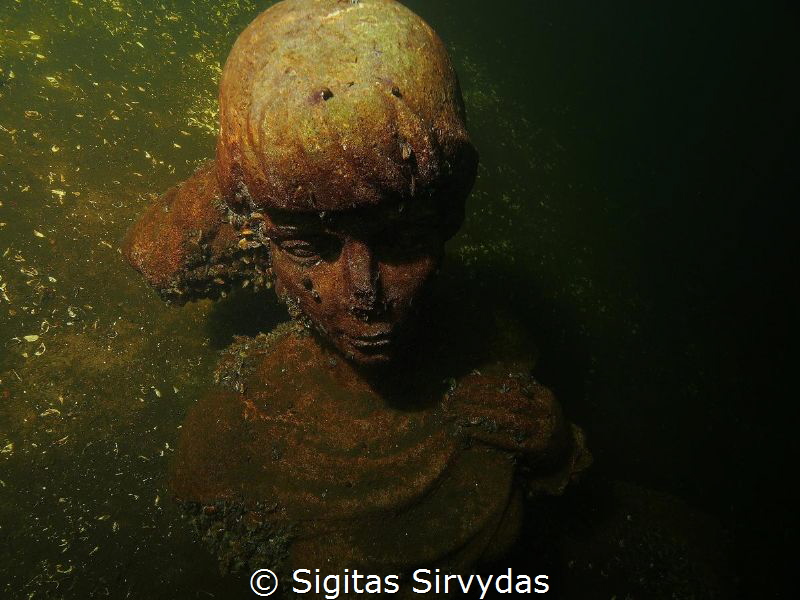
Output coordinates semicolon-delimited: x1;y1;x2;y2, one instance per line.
216;0;478;365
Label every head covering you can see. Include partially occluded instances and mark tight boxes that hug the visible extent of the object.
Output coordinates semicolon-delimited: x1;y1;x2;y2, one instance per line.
216;0;477;235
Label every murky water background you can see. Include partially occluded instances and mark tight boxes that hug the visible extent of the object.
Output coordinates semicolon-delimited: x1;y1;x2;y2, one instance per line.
1;0;796;598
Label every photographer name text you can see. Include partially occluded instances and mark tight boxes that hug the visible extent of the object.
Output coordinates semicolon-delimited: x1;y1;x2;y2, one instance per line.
284;568;549;598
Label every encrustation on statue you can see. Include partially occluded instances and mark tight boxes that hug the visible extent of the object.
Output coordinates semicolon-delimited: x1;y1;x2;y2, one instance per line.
123;0;590;588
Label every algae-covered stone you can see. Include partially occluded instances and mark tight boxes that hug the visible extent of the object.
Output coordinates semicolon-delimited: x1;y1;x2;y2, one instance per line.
216;0;477;227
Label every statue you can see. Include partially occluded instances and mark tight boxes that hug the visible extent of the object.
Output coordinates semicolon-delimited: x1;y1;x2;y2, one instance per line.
123;0;589;587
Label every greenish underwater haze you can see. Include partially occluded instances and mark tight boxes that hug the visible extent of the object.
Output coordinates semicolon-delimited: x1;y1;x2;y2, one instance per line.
1;0;796;598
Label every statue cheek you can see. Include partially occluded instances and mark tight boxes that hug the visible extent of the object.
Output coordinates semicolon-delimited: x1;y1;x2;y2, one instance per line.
271;257;317;301
271;266;310;312
300;276;323;304
273;275;288;302
295;271;344;320
382;258;438;298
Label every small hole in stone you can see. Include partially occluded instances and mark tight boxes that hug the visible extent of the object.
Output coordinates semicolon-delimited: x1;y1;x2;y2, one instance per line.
320;87;334;101
391;86;402;98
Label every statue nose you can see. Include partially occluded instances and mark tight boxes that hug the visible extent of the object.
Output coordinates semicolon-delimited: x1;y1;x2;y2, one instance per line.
343;239;379;307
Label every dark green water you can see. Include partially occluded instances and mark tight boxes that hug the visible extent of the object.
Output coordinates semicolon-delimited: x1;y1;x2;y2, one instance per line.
1;0;796;598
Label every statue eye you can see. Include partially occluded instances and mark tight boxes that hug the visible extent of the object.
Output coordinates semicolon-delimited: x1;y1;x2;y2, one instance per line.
280;240;318;258
276;236;340;263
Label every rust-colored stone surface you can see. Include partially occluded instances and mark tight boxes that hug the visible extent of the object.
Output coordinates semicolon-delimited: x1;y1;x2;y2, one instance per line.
216;0;477;221
122;0;591;584
172;324;588;578
122;162;270;303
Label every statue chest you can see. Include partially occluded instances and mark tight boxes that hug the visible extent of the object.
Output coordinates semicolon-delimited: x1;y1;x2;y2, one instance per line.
172;376;521;573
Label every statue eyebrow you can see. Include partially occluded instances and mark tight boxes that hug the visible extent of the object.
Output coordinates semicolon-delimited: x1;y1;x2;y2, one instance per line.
263;203;441;241
264;210;327;232
265;224;323;238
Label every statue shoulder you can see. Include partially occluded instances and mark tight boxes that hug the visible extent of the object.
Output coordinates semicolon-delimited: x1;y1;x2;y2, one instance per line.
171;322;310;504
213;322;309;394
444;371;591;496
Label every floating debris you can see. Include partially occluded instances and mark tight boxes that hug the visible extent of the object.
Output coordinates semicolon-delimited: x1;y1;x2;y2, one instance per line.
33;230;46;238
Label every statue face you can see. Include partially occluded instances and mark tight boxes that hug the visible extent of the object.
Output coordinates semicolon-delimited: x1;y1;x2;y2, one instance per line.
265;201;445;366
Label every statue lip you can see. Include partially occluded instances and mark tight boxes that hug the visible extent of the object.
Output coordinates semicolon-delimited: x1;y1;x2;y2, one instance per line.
350;339;392;350
345;329;394;349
